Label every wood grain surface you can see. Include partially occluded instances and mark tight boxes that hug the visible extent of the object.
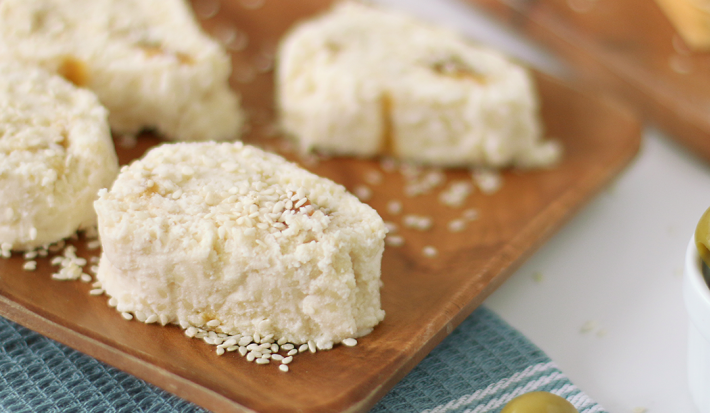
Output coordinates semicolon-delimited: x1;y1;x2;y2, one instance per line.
465;0;710;163
0;1;641;412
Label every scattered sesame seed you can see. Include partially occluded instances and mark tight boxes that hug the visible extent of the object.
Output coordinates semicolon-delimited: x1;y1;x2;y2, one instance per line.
282;356;293;364
277;337;287;345
472;168;503;194
146;314;159;324
287;349;298;356
216;347;225;356
108;297;118;307
384;222;398;233
255;358;270;365
23;250;37;260
239;346;248;357
271;354;284;361
385;235;404;247
364;170;383;185
342;338;357;347
462;208;479;221
422;246;438;258
22;261;37;271
282;343;294;351
87;240;102;250
80;273;92;283
308;340;316;353
89;288;104;296
298;344;308;353
206;319;221;327
121;312;133;320
279;364;289;372
353;185;372;201
403;214;433;231
439;181;473;208
386;200;403;215
447;219;467;233
246;352;256;362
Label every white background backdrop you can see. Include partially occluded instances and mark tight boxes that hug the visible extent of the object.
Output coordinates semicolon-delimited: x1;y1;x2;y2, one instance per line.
371;0;708;411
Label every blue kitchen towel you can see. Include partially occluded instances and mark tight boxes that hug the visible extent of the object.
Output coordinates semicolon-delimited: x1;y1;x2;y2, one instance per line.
0;306;606;413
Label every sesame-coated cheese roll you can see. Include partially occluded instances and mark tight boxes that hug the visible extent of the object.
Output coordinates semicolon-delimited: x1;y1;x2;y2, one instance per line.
277;1;561;168
95;142;386;349
0;0;244;142
0;61;119;250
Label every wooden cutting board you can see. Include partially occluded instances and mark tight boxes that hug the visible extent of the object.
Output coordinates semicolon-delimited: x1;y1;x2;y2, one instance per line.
0;1;641;412
465;0;710;163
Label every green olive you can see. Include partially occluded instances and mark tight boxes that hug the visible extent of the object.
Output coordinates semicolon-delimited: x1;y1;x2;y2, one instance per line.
696;207;710;267
501;391;578;413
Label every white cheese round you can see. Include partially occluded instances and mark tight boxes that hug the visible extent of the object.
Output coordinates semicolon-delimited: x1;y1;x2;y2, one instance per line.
0;61;119;250
0;0;244;142
276;1;561;168
95;142;386;348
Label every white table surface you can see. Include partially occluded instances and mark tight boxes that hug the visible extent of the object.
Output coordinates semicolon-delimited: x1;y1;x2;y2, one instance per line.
371;0;705;411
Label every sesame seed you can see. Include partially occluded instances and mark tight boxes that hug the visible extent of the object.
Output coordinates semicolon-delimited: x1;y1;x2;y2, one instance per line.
121;312;133;320
227;346;239;352
353;185;372;201
386;200;402;215
185;327;198;337
279;364;289;372
146;314;159;324
472;168;502;194
281;343;294;351
222;338;238;347
87;240;102;250
403;214;433;231
271;354;284;361
238;346;248;356
108;297;118;307
246;353;256;362
22;261;37;271
216;347;225;356
282;356;293;364
89;288;104;296
255;358;270;365
342;338;357;347
308;340;316;353
298;344;308;353
423;246;438;258
271;343;279;352
238;336;253;347
287;349;298;356
385;235;404;247
463;208;479;221
23;250;37;259
206;319;220;327
447;219;467;233
277;337;287;345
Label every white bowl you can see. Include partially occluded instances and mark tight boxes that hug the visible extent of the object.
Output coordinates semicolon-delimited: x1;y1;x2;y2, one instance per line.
684;237;710;413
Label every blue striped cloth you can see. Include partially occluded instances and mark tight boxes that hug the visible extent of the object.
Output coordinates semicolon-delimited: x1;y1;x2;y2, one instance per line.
0;306;605;413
